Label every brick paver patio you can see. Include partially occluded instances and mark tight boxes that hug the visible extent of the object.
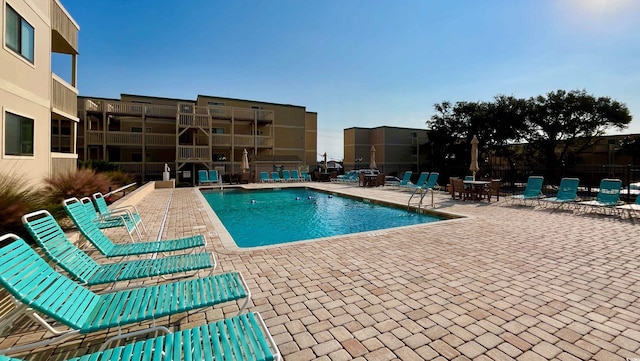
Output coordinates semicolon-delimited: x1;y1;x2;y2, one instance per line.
1;182;639;360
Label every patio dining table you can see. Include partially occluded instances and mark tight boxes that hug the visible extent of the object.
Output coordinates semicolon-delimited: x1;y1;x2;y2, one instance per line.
463;180;490;201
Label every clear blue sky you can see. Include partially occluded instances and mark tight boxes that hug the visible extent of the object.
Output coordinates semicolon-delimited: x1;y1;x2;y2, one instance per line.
56;0;640;161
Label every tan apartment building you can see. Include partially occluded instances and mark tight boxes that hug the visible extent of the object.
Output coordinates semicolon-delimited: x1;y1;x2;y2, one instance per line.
77;94;317;184
344;126;430;176
1;0;79;185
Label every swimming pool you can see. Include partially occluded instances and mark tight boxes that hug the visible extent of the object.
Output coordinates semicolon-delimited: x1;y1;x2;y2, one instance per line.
201;188;443;248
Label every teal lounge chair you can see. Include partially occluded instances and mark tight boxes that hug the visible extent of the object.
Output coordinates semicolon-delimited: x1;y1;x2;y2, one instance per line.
540;178;580;209
424;172;440;190
0;235;250;355
617;194;640;218
198;169;212;185
282;170;293;182
509;176;544;205
93;192;147;237
400;172;429;190
398;171;412;186
22;211;216;287
301;171;311;181
578;178;623;215
259;171;272;183
209;169;221;184
271;171;284;182
291;169;304;182
81;196;133;231
63;198;206;257
387;171;411;187
0;311;280;361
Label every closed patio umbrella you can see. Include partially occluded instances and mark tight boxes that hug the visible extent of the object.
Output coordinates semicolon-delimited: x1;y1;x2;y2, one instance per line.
470;135;480;180
241;149;249;173
323;152;328;172
370;146;377;169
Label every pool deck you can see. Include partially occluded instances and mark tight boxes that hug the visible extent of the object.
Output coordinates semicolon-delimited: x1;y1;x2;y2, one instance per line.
3;182;640;360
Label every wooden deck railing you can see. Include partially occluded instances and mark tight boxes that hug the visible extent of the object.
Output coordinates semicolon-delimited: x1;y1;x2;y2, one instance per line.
52;74;77;118
50;0;78;53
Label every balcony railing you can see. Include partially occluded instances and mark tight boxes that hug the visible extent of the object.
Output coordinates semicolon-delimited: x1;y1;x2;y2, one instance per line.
85;131;177;146
83;100;177;118
210;134;273;148
208;106;274;123
50;0;78;53
178;146;210;161
146;133;176;146
212;134;231;147
106;132;142;145
52;74;77;119
85;131;103;144
178;114;210;127
51;153;77;177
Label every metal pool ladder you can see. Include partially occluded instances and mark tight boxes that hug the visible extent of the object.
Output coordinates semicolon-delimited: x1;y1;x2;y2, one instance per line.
408;187;434;211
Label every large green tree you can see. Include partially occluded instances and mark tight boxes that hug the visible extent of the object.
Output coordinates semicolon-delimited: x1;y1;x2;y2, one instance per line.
524;89;632;170
426;90;633;178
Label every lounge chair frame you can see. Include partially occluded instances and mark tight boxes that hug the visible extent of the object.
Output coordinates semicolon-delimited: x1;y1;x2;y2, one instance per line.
22;210;217;288
0;234;251;355
63;197;206;257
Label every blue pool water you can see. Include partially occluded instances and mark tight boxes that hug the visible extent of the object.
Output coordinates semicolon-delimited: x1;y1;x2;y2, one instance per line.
201;188;442;248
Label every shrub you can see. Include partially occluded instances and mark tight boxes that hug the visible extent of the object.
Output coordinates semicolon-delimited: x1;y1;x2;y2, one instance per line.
44;168;113;205
0;173;43;241
103;170;136;188
78;159;119;172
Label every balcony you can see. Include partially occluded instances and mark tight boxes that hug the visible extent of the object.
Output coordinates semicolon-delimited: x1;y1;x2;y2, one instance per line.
51;153;77;178
208;106;274;123
52;74;78;120
177;146;210;161
83;100;177;119
50;0;79;54
210;134;273;148
85;131;177;146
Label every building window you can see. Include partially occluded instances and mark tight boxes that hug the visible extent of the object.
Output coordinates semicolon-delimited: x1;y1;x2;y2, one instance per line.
5;111;34;156
207;101;225;106
212;128;224;134
131;126;151;133
5;5;35;63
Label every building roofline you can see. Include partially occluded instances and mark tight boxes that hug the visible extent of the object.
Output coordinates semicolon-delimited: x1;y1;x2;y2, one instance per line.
197;94;306;109
344;125;429;132
120;93;196;103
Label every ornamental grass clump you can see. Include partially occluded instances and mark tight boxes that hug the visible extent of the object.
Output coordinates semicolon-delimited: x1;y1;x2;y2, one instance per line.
44;168;113;205
0;173;43;241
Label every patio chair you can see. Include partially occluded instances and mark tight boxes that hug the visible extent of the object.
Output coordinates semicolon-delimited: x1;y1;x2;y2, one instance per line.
271;171;284;182
540;178;580;209
578;178;623;215
21;211;216;287
63;197;206;257
198;169;212;185
451;177;471;201
0;235;250;355
208;169;221;185
481;179;502;203
509;176;545;205
617;194;640;218
0;311;280;361
93;192;147;236
301;171;312;181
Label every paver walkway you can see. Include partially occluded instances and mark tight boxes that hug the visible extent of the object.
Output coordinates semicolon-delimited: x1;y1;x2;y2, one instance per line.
1;182;639;360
